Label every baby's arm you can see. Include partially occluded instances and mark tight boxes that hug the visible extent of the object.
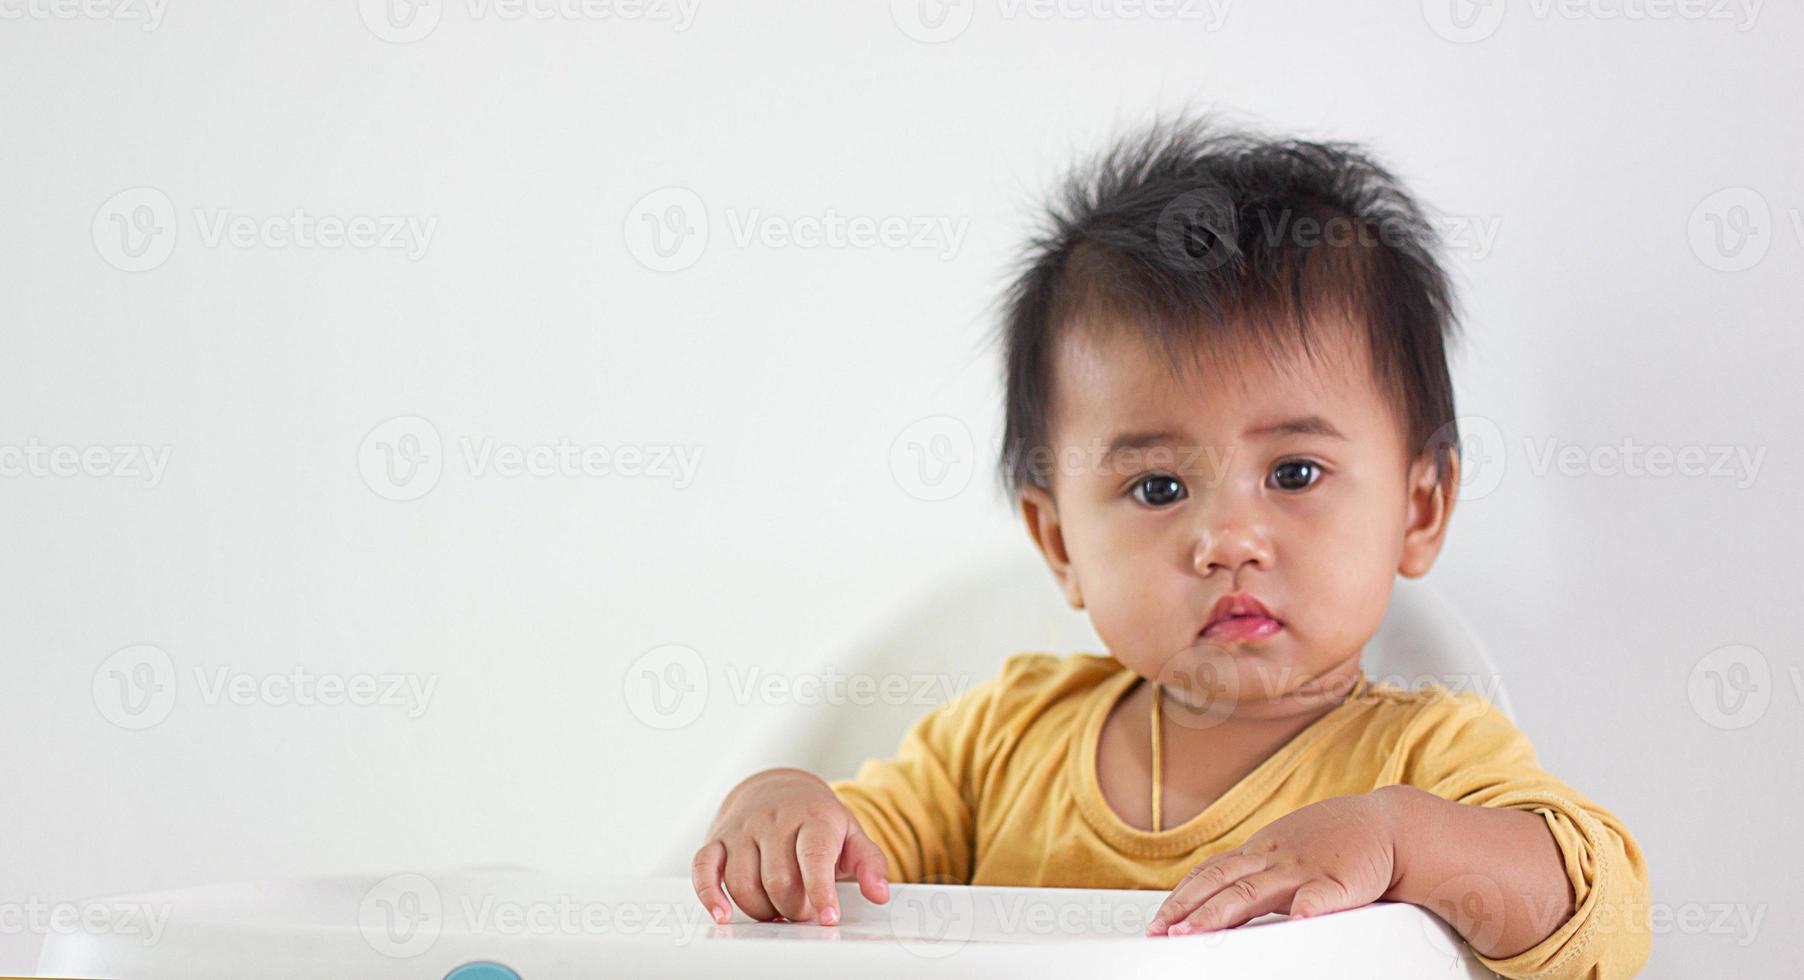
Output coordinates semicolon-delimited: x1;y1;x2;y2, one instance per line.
1146;787;1570;957
1149;696;1650;979
1382;784;1576;954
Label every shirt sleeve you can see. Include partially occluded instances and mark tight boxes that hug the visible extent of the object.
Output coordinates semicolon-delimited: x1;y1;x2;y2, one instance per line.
1394;693;1652;980
826;654;1043;885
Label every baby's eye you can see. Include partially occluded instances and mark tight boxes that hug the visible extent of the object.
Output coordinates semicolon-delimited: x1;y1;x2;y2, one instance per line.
1268;459;1324;492
1131;474;1187;508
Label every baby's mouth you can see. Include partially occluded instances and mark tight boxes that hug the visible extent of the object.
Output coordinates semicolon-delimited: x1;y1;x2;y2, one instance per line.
1199;614;1284;644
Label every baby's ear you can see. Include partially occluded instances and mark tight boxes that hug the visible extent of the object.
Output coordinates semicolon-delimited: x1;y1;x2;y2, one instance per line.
1398;450;1458;578
1018;484;1085;609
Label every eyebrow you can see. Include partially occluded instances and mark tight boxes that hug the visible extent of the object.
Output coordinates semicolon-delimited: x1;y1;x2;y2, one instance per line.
1102;415;1347;459
1242;415;1348;441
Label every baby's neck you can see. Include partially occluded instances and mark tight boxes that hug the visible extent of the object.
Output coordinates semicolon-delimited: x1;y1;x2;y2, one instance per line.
1156;657;1364;788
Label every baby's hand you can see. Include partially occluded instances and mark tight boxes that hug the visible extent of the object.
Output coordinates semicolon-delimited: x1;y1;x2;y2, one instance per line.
1146;791;1402;937
692;767;890;926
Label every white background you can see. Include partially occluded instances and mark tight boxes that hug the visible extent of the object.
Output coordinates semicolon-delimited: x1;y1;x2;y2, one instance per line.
2;1;1800;976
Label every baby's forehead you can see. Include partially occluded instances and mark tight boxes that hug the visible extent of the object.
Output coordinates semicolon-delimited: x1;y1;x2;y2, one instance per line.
1048;315;1385;438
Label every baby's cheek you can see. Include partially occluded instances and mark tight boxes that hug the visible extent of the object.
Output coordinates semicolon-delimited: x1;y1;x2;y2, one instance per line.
1292;551;1393;658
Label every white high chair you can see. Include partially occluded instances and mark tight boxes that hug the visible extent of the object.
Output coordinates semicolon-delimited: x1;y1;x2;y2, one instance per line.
658;543;1511;874
38;544;1508;980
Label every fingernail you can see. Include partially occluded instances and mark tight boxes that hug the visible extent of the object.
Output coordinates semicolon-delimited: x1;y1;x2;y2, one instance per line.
712;906;728;924
820;906;838;925
1146;918;1165;936
877;878;889;900
1169;922;1191;936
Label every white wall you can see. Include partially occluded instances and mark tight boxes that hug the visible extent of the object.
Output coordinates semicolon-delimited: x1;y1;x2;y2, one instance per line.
2;2;1799;976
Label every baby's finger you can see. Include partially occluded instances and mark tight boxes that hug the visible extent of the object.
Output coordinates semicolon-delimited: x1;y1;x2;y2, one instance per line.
760;828;813;922
795;821;843;925
724;839;779;922
1147;852;1267;935
1170;871;1294;935
1289;877;1356;919
690;840;732;924
838;824;890;905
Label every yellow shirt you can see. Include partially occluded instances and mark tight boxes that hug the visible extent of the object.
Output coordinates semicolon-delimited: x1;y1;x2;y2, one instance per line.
829;652;1650;980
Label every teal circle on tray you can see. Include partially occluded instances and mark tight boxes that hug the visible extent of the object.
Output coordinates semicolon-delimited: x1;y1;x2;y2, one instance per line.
444;962;522;980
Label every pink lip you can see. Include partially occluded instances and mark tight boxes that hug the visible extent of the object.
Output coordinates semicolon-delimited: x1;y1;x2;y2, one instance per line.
1200;615;1283;643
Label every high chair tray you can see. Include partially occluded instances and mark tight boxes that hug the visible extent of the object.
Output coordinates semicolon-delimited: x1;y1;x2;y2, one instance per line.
38;870;1497;979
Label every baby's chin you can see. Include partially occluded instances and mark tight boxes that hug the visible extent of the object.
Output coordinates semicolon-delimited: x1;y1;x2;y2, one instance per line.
1129;634;1360;722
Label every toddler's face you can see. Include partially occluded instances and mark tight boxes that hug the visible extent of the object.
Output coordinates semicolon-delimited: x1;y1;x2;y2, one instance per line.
1018;315;1456;721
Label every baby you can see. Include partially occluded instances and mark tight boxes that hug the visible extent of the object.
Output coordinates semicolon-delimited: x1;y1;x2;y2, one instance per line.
691;118;1650;978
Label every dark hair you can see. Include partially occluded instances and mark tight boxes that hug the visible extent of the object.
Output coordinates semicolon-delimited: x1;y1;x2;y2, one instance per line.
994;115;1462;505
